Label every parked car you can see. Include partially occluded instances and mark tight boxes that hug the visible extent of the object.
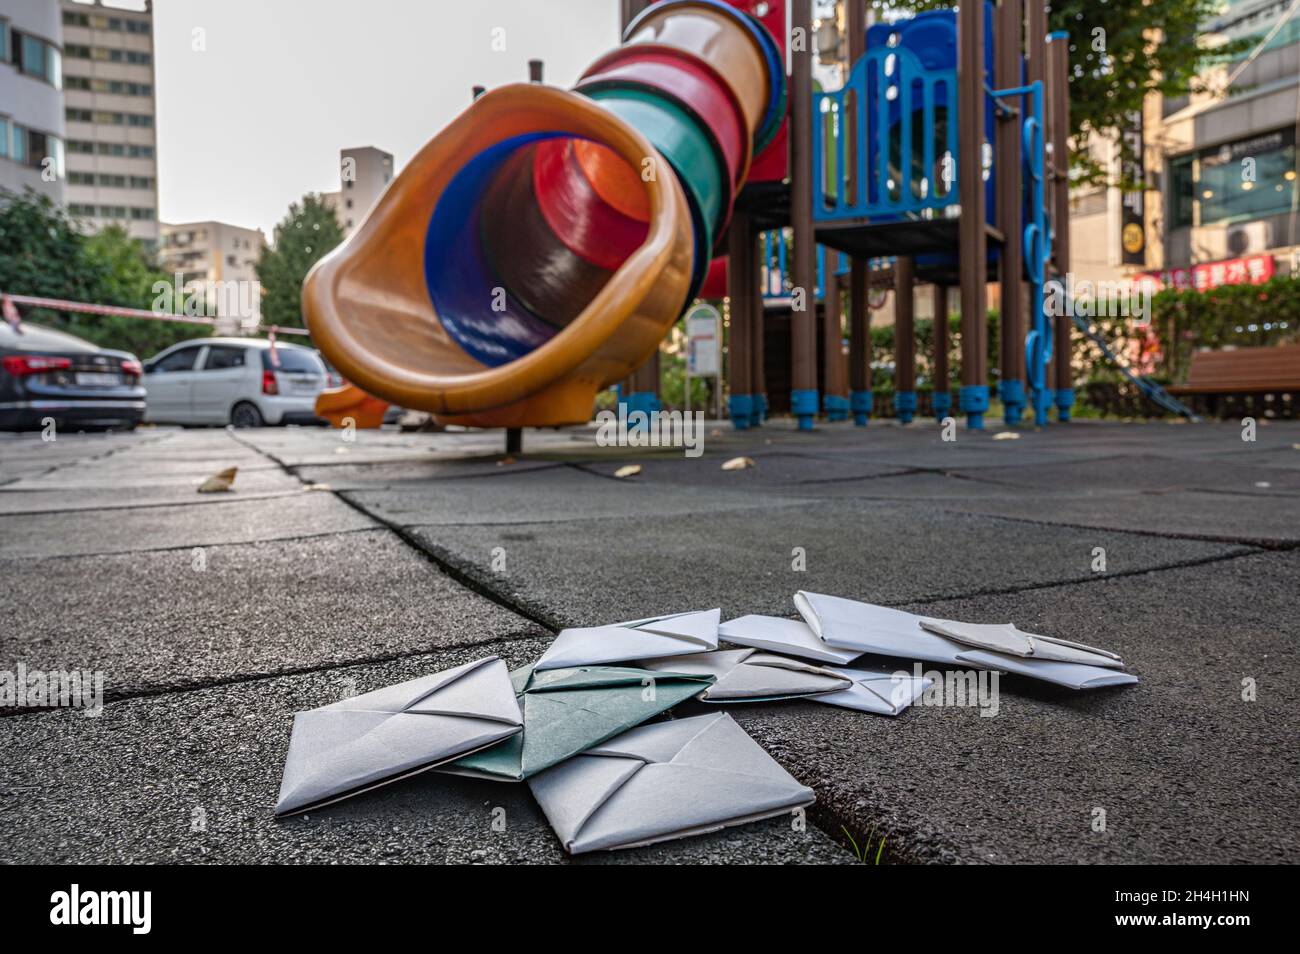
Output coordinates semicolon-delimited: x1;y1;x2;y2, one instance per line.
143;337;326;427
0;321;145;431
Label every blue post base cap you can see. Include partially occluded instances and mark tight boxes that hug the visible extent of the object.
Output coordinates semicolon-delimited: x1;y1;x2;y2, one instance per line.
824;394;850;421
960;384;990;430
999;379;1026;425
850;389;873;426
894;390;917;423
792;388;819;430
752;393;767;426
729;394;754;431
931;390;953;420
1055;387;1075;421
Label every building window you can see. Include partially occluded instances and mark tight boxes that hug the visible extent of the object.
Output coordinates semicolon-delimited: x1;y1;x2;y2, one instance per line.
10;29;63;88
65;44;90;58
1169;128;1299;229
68;171;95;185
131;207;155;220
69;203;96;216
0;116;8;159
0;19;9;64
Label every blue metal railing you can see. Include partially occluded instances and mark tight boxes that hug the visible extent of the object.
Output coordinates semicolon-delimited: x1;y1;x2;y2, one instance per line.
812;44;960;223
759;231;864;301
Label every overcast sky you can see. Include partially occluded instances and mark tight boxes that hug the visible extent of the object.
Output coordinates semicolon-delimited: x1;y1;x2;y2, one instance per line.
134;0;619;238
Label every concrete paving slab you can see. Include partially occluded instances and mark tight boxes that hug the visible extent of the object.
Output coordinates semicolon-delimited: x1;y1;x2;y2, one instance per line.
345;466;795;527
943;488;1300;546
0;641;849;864
404;498;1247;626
953;453;1300;496
0;529;543;702
0;491;378;559
732;550;1300;864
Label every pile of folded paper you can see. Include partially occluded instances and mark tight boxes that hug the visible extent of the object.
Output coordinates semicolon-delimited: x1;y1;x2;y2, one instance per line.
275;591;1136;853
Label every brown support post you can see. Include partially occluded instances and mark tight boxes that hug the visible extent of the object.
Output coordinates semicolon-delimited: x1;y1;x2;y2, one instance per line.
1048;32;1074;421
790;0;819;429
618;1;660;415
847;0;871;425
823;269;847;420
750;228;766;425
849;265;871;424
995;0;1026;425
933;284;951;420
727;212;754;429
957;0;989;428
894;258;917;423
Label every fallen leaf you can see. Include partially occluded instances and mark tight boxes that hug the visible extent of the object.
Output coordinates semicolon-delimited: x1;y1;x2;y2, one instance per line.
197;467;237;493
721;456;754;471
992;431;1020;441
1255;481;1271;489
334;446;349;455
497;456;516;467
303;483;332;492
613;464;642;479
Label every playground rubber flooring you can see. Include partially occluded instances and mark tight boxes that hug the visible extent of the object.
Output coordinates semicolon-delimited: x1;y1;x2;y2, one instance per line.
1;418;1296;864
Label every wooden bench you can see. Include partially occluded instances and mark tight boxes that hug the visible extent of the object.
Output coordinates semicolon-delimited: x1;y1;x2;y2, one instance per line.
1167;345;1300;417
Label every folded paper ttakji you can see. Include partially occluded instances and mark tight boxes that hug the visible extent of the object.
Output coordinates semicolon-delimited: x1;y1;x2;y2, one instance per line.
443;664;714;781
534;609;720;671
275;656;523;816
639;649;852;702
529;712;815;853
719;613;863;665
812;665;932;716
793;591;1138;690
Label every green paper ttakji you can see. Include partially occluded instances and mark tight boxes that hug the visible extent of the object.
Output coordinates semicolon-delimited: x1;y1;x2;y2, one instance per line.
443;664;714;782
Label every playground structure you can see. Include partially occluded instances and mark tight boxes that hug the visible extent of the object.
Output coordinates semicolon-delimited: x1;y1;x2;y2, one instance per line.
307;0;1187;436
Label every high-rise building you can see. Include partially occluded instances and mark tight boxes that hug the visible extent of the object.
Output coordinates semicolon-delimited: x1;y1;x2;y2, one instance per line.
59;0;159;244
322;146;394;237
158;220;266;329
0;0;66;202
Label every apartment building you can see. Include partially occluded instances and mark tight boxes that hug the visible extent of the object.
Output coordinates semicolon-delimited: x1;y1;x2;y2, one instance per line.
159;220;266;329
321;146;394;237
1070;0;1300;291
59;0;159;244
0;0;66;201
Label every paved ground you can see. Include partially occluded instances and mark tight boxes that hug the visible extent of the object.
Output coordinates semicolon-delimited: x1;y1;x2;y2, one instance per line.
2;416;1297;864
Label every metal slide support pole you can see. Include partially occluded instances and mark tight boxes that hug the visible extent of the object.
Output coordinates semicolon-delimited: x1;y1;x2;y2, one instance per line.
957;0;989;428
790;0;820;429
750;228;767;425
933;284;952;419
847;0;872;425
824;270;848;420
728;211;754;429
893;258;917;423
995;0;1026;425
1048;31;1074;421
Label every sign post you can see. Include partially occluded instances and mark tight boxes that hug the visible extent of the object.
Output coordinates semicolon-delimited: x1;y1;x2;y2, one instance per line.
685;303;721;420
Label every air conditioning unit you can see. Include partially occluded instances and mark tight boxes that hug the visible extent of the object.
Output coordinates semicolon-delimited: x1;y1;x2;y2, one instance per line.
1192;220;1274;259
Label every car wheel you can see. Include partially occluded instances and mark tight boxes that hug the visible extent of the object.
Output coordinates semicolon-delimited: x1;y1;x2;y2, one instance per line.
230;402;265;428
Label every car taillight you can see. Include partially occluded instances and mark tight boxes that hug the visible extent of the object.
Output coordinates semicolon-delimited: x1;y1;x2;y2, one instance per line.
262;369;279;395
120;358;142;377
2;354;73;376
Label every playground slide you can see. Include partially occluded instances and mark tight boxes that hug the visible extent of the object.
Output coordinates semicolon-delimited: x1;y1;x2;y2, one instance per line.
306;0;785;428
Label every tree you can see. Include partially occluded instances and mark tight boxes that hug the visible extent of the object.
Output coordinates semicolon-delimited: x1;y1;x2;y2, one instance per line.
890;0;1251;185
0;188;204;357
256;193;344;330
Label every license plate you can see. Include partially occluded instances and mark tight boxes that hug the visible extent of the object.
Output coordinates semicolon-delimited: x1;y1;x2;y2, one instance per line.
75;372;121;387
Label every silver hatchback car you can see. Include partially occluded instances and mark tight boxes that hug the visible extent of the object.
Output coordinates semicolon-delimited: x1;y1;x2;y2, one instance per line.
143;338;326;427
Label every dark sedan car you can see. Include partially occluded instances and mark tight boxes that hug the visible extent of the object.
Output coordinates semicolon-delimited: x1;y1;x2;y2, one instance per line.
0;321;145;431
